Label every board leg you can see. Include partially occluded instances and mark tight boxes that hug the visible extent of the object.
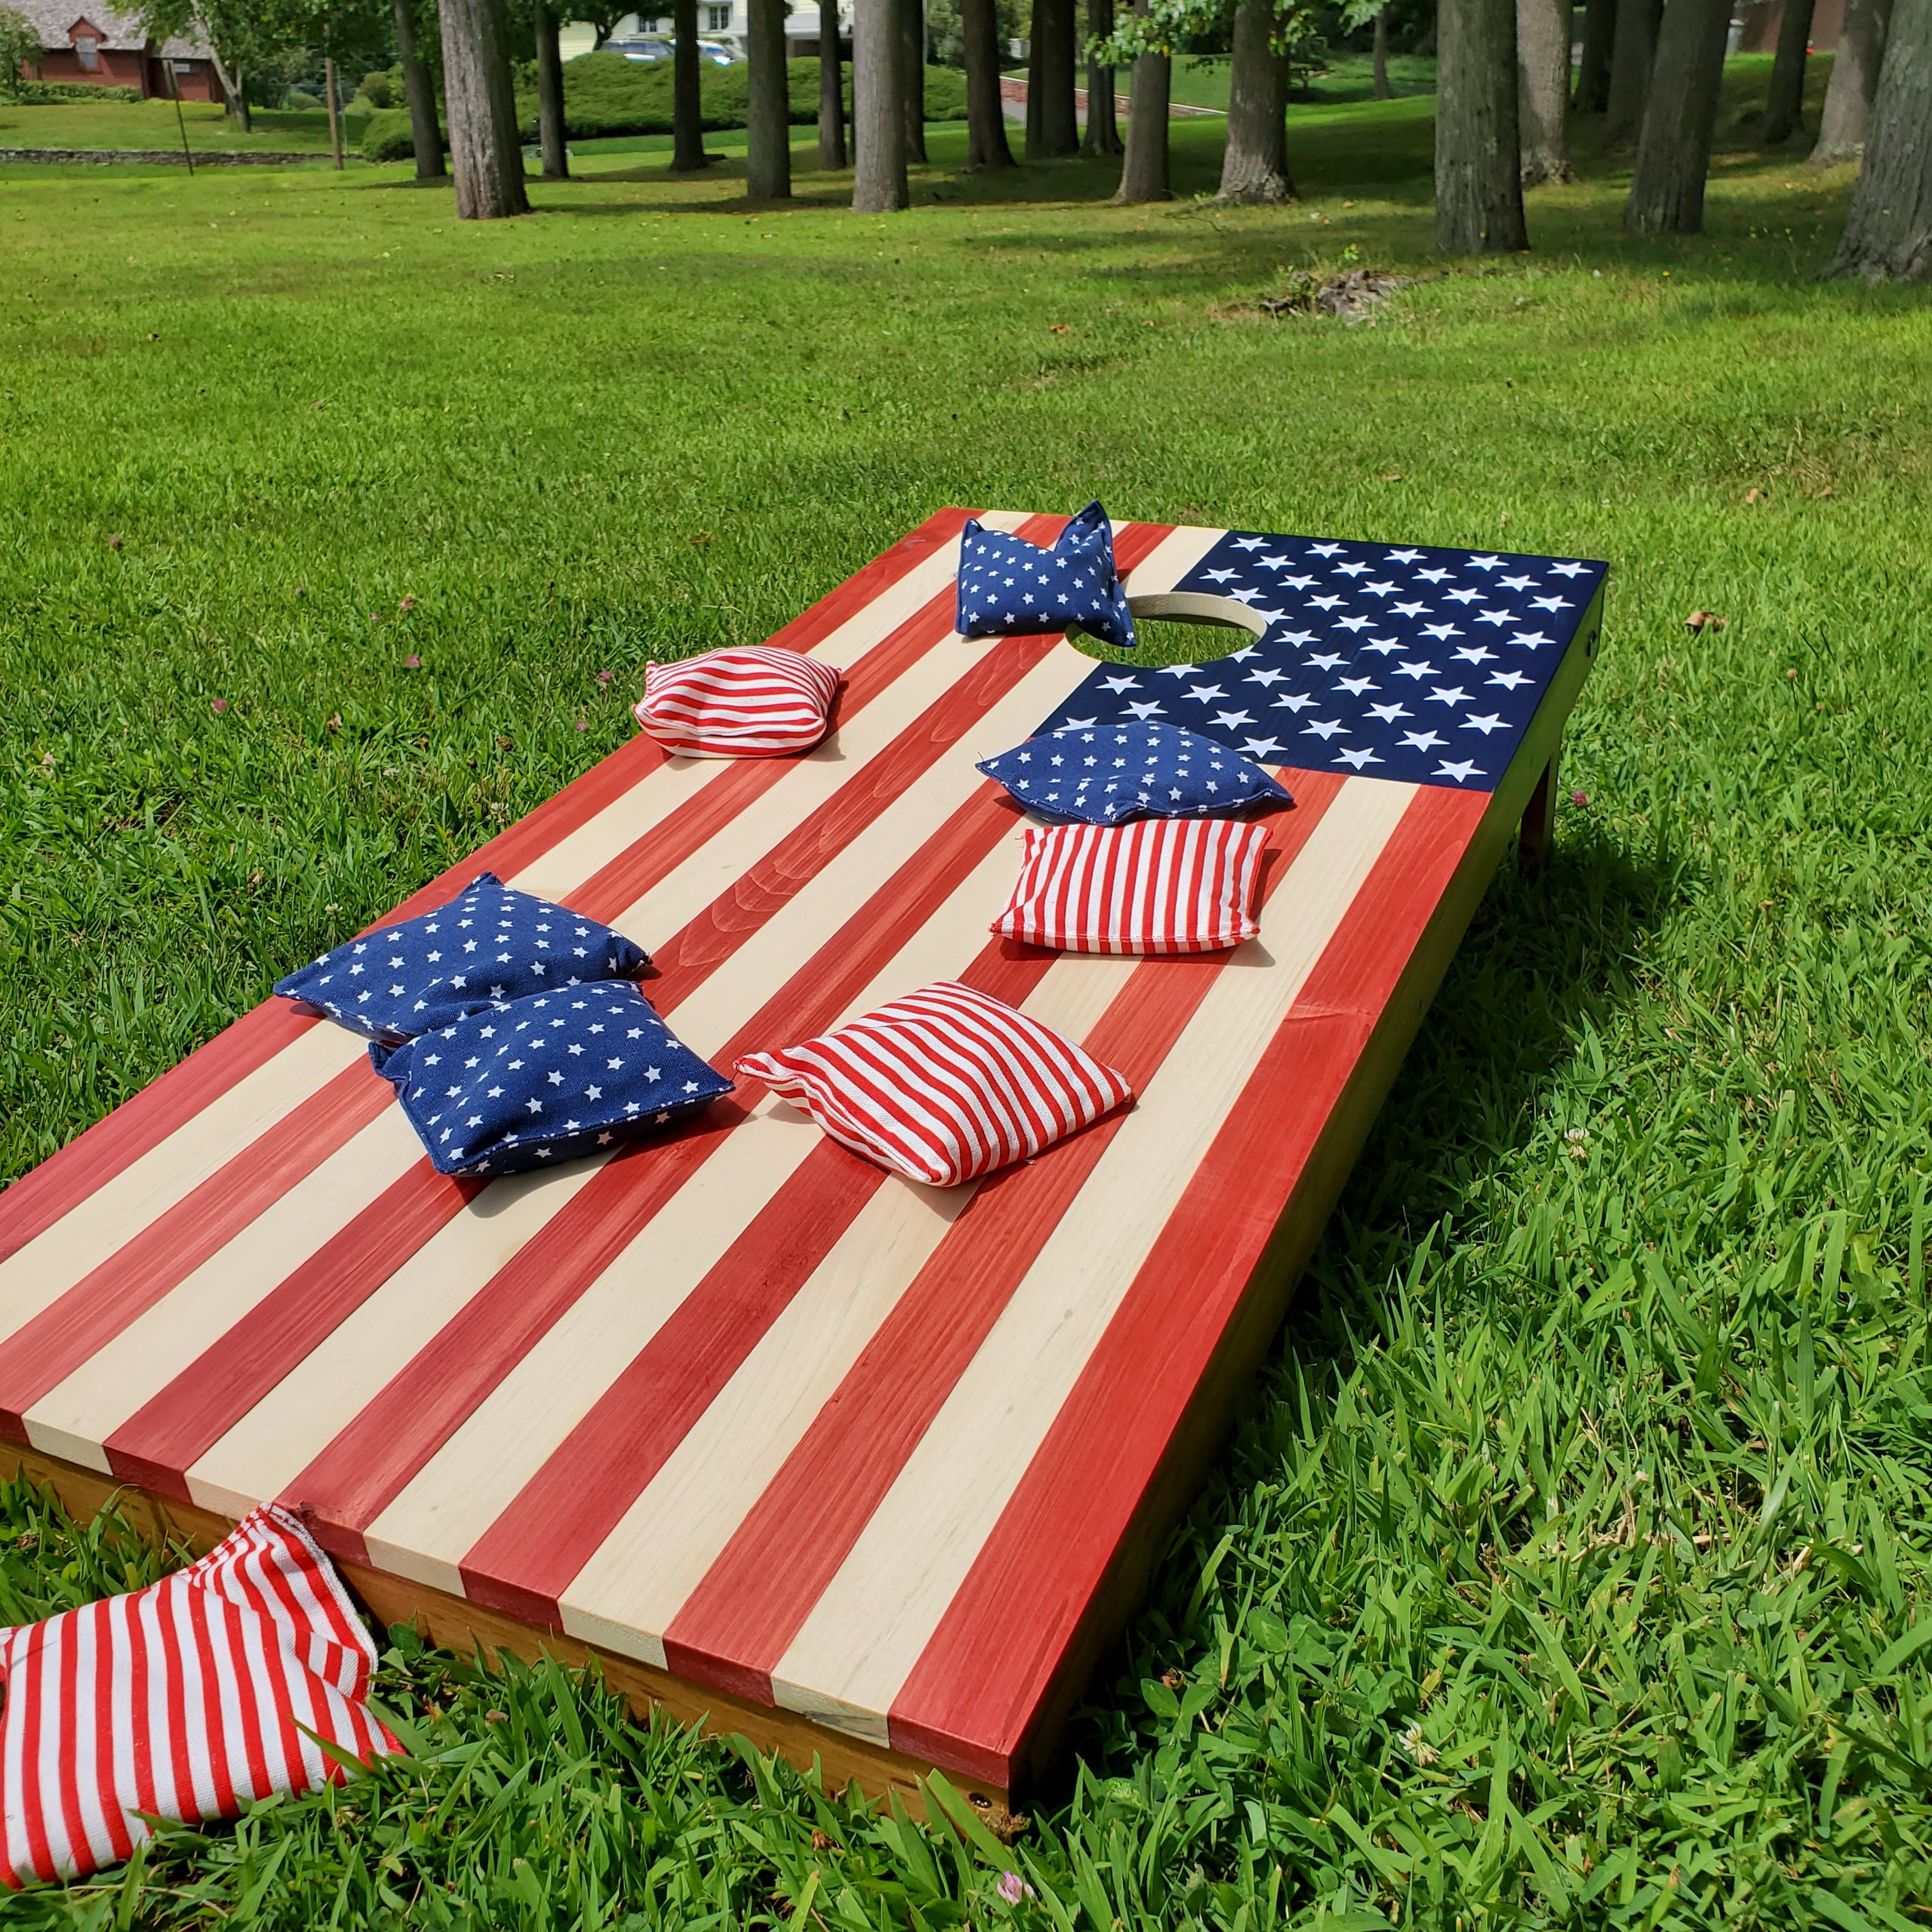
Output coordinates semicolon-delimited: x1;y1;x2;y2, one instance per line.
1518;750;1558;878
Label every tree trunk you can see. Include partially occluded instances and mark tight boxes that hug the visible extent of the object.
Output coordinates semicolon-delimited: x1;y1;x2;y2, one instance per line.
1373;6;1392;94
394;0;446;179
747;0;792;194
1218;0;1294;200
1824;0;1932;276
1517;0;1574;180
818;0;847;165
1083;0;1122;152
962;0;1015;165
900;0;928;159
1574;0;1613;106
1436;0;1528;248
1624;0;1730;233
214;55;251;131
536;2;569;177
671;0;710;168
853;0;908;207
1810;0;1890;162
1112;0;1169;201
439;0;528;218
1027;0;1079;154
1761;0;1817;141
325;54;344;168
1604;0;1661;138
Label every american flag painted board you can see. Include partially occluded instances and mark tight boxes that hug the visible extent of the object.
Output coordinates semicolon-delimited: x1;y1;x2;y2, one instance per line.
0;511;1605;1800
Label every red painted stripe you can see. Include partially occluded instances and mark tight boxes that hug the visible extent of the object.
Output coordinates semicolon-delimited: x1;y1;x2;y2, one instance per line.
885;783;1489;1787
657;775;1343;1706
0;1061;392;1440
0;508;977;1271
454;930;1063;1630
278;783;1061;1571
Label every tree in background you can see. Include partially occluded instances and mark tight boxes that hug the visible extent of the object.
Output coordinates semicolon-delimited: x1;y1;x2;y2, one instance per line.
746;0;792;192
854;0;909;205
0;6;36;95
1220;0;1294;198
1027;0;1078;152
1624;0;1728;232
1824;0;1930;277
1082;0;1122;153
1810;0;1889;161
1371;2;1391;92
140;0;282;128
392;0;446;177
1516;0;1571;180
818;0;848;164
961;0;1015;162
670;0;710;167
1760;0;1815;143
534;0;568;174
1573;0;1611;106
1604;0;1659;138
900;0;927;158
439;0;528;214
1435;0;1527;247
1108;0;1170;197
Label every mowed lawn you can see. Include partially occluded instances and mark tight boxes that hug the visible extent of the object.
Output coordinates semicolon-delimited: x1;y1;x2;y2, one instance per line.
3;75;1932;1928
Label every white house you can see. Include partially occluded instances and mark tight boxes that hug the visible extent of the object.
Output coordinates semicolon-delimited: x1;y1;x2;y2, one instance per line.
597;5;853;60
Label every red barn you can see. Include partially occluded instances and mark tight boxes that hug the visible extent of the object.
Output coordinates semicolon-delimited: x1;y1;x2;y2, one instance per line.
13;0;226;100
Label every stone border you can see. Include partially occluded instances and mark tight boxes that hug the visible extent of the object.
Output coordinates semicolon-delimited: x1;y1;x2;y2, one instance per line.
0;148;328;165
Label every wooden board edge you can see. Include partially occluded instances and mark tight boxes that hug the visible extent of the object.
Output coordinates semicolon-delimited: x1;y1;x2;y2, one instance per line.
2;1445;1008;1826
1001;611;1603;1794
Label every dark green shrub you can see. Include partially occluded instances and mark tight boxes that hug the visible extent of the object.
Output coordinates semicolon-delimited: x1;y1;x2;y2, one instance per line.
357;69;393;109
11;80;143;103
359;106;417;162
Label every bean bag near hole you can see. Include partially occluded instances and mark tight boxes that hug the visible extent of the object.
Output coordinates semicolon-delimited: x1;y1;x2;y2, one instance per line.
275;872;650;1046
991;817;1271;956
375;978;734;1177
634;647;842;758
955;500;1137;652
977;720;1291;826
0;1507;395;1889
735;980;1131;1187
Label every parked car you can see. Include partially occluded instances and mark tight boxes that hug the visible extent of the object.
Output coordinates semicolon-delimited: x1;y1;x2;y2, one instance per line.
602;32;672;58
694;38;738;62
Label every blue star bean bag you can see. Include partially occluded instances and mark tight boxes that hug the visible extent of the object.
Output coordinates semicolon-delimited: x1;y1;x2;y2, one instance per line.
275;874;649;1045
955;501;1137;652
374;980;734;1177
978;720;1291;825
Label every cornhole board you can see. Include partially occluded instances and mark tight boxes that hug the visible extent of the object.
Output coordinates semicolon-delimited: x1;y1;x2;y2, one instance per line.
0;509;1606;1811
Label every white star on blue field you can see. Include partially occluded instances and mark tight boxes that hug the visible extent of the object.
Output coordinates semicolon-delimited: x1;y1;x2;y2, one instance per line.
1031;532;1608;791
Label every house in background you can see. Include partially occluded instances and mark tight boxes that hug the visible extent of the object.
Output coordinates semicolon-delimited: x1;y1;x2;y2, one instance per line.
598;5;853;60
12;0;223;97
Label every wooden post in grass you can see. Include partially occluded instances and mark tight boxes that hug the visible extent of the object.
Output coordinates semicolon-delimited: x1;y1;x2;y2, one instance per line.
818;0;848;165
166;60;195;175
536;0;571;178
1435;0;1529;250
1624;0;1730;235
1810;0;1892;164
1824;0;1932;278
747;0;792;195
325;53;344;169
438;0;531;217
961;0;1014;165
853;0;908;208
1112;0;1169;202
393;0;446;179
1217;0;1294;202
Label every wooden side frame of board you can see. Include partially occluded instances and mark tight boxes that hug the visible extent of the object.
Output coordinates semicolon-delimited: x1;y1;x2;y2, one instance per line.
0;534;1604;1818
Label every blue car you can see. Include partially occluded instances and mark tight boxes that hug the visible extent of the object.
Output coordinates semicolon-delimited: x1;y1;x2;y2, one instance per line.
602;32;671;58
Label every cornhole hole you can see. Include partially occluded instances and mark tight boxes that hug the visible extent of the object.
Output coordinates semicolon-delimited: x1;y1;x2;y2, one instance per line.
0;510;1605;1811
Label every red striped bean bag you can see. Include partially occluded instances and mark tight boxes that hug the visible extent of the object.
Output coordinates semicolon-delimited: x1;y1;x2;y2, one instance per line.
634;647;842;758
0;1507;396;1887
737;980;1131;1186
990;817;1270;955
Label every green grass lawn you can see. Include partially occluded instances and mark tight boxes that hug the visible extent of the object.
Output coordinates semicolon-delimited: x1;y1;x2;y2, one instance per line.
3;66;1931;1929
0;97;371;153
1164;50;1439;109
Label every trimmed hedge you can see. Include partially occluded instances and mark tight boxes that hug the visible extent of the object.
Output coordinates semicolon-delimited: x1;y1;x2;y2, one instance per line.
360;107;418;163
11;81;143;103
